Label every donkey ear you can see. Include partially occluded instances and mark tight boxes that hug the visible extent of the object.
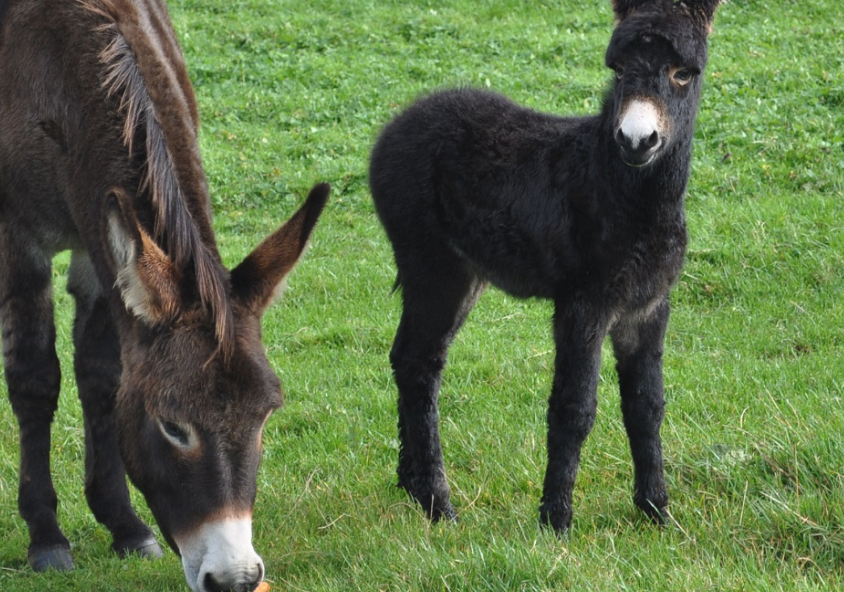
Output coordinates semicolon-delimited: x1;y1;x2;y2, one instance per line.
230;183;329;316
611;0;651;20
106;188;182;325
688;0;725;27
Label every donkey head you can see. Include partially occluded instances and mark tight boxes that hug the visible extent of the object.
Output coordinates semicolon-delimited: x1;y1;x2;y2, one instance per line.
606;0;723;167
105;184;329;592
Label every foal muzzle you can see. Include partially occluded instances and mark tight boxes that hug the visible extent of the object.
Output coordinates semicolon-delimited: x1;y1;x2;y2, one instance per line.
615;98;667;167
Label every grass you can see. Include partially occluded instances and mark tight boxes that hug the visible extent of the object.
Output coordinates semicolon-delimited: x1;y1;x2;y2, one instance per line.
1;0;844;590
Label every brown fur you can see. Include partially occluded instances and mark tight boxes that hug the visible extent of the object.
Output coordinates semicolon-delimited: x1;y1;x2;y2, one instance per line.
0;0;329;586
81;0;234;357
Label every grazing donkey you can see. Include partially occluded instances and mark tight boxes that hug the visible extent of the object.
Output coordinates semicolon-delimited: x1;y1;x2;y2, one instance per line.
0;0;328;590
370;0;722;533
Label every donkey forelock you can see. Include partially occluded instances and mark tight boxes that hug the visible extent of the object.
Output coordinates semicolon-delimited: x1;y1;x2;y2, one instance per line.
79;0;234;358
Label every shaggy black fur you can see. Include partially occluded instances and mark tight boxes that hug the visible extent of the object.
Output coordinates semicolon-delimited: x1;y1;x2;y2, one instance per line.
370;0;722;532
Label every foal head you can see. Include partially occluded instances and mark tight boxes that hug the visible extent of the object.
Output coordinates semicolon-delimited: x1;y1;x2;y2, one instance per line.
107;184;328;592
606;0;722;167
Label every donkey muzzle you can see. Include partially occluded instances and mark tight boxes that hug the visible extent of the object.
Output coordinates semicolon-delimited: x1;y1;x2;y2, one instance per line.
615;98;666;167
176;517;264;592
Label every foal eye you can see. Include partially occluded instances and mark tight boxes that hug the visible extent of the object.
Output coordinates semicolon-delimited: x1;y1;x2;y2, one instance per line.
614;67;624;80
672;68;694;84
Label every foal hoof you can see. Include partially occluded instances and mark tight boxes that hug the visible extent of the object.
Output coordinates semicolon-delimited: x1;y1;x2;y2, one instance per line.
638;498;672;528
28;545;75;572
428;502;457;523
538;501;572;536
648;507;675;529
114;535;164;560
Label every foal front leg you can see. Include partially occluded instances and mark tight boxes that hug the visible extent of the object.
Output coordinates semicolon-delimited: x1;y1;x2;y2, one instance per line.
610;299;671;525
539;305;607;533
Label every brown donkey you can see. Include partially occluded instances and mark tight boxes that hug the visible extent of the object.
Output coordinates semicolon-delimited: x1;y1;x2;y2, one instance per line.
0;0;328;590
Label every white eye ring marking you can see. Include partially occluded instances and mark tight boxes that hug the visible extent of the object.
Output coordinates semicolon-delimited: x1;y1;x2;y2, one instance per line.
158;419;199;453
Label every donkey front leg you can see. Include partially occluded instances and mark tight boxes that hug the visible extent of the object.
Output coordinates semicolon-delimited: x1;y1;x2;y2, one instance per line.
610;299;671;525
539;306;607;533
67;252;163;559
0;238;72;571
390;255;484;522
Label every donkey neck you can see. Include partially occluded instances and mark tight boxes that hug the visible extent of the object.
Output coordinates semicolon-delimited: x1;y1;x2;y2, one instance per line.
594;113;695;217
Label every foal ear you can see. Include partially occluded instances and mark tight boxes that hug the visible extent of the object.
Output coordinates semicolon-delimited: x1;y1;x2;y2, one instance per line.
687;0;725;28
106;188;182;325
230;183;329;316
611;0;651;20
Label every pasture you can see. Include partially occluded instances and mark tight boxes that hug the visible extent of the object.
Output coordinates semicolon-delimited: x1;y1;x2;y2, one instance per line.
1;0;843;590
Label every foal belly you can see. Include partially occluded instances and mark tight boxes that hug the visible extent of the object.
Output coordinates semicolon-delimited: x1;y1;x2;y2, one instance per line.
446;232;561;300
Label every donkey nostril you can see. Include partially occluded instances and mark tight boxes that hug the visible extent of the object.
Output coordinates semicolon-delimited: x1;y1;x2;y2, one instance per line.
203;572;263;592
644;130;659;149
615;128;627;146
203;572;227;592
244;566;263;592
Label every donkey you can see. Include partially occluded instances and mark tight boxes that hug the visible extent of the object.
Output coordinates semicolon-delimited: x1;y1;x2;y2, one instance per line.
0;0;328;590
369;0;722;533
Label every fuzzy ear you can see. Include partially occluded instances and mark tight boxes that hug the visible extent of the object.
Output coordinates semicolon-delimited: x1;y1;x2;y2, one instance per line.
106;188;182;325
230;183;329;316
611;0;652;20
687;0;725;29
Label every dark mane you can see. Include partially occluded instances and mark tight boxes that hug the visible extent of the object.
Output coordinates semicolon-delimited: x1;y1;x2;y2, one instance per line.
80;0;234;358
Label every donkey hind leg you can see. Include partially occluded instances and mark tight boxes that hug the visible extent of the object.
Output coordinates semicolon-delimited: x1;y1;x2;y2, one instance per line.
539;306;608;533
0;239;73;571
610;300;671;525
67;252;163;559
390;252;485;522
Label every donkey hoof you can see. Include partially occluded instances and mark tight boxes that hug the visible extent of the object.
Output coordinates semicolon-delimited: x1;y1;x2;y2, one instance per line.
637;497;671;528
649;507;674;529
28;545;75;572
430;504;457;523
114;535;164;560
538;502;572;536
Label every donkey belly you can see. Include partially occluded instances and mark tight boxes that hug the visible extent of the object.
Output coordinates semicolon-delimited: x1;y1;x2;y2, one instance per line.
445;231;560;300
371;89;588;301
0;131;84;257
372;173;563;300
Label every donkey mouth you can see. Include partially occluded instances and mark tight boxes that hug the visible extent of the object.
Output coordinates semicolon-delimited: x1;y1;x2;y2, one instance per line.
619;144;661;168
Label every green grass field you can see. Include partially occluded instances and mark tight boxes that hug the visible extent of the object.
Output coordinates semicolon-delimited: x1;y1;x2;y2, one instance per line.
1;0;843;590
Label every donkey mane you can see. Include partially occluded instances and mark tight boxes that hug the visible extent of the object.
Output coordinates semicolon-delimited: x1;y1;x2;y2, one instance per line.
78;0;234;357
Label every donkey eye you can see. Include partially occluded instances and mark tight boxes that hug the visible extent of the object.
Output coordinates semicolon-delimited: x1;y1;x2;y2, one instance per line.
159;419;193;449
672;68;694;84
614;66;624;80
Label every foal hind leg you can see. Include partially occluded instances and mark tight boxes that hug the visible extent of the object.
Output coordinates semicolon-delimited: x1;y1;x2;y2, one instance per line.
67;252;163;559
610;300;670;525
390;251;484;522
0;236;72;571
